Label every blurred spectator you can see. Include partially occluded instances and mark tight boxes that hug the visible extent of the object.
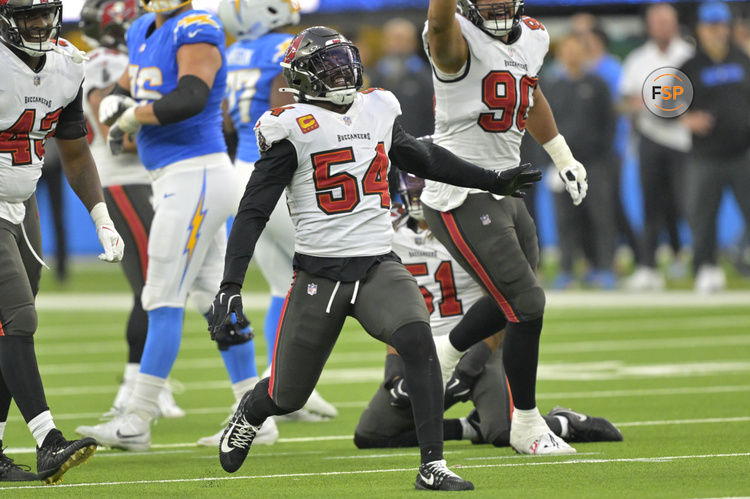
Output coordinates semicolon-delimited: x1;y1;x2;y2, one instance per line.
369;18;434;137
545;34;617;289
733;17;750;56
38;139;68;283
577;23;642;269
680;1;750;292
620;2;694;290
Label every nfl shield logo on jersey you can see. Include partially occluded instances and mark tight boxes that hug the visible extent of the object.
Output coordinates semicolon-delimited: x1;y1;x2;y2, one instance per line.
343;116;352;126
307;283;318;296
33;75;41;86
480;214;492;226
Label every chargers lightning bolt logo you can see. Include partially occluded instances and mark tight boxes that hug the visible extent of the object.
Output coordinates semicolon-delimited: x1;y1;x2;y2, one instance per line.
180;169;208;288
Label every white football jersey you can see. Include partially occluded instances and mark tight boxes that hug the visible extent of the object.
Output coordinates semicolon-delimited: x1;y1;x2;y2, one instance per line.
0;40;85;224
82;47;150;187
254;89;400;258
392;223;483;336
421;14;549;211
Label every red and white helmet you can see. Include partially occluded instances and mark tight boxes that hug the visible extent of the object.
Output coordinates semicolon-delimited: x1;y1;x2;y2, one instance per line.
0;0;63;56
218;0;300;41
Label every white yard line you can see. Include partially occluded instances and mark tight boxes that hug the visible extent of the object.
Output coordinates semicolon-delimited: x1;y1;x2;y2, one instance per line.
35;291;750;311
1;452;748;490
6;415;749;455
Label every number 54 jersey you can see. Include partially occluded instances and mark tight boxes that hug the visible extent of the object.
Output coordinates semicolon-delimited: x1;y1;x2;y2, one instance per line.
421;14;549;211
254;89;399;259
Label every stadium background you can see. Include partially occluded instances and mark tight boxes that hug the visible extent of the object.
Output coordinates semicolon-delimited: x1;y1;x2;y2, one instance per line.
40;0;748;261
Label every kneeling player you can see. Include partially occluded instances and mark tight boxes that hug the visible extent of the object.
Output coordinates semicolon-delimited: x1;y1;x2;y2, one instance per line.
354;174;622;451
208;27;540;491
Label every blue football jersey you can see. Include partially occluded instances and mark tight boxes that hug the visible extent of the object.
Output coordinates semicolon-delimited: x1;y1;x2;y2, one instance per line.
126;10;228;170
225;32;293;164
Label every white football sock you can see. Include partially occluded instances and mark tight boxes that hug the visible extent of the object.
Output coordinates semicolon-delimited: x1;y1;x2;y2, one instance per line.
28;410;56;447
555;415;570;438
512;407;546;428
127;373;166;420
232;376;259;403
0;421;6;441
459;417;478;441
124;363;140;384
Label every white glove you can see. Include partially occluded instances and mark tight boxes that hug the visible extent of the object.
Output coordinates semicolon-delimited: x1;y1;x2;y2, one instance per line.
99;94;137;126
107;107;141;156
543;134;588;206
90;202;124;263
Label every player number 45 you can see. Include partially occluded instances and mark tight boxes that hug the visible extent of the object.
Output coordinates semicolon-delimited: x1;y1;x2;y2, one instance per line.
311;142;390;215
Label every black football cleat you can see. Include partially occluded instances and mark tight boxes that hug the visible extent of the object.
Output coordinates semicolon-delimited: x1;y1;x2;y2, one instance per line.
219;390;261;473
0;446;37;482
548;406;624;443
444;372;472;410
415;460;474;491
36;429;97;485
388;378;411;409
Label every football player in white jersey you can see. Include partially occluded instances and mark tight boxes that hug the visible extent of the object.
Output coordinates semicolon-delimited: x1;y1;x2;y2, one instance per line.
422;0;589;455
354;173;622;451
209;26;540;491
0;0;124;483
77;0;185;422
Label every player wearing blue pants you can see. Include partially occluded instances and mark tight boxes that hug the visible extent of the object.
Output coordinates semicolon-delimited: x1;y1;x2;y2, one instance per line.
75;0;258;451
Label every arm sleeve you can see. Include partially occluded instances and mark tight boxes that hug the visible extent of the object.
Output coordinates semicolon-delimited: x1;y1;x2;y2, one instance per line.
153;75;211;124
388;119;499;191
54;86;89;140
222;139;298;287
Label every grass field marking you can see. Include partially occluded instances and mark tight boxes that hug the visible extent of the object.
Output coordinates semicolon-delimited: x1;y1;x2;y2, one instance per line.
464;452;601;461
543;314;750;337
2;452;749;490
543;334;750;354
616;416;750;427
36;291;750;311
7;415;750;456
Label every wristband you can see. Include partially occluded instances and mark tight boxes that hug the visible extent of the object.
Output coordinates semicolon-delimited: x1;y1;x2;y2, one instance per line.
542;134;575;171
90;202;113;228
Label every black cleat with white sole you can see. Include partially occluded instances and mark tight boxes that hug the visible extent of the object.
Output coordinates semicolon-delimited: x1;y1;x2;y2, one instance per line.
548;406;623;442
443;372;472;410
219;390;261;473
0;445;37;482
36;429;97;485
415;459;474;491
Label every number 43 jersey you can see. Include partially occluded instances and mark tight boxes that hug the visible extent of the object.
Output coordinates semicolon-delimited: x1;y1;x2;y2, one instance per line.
0;40;84;224
254;89;400;259
421;14;549;211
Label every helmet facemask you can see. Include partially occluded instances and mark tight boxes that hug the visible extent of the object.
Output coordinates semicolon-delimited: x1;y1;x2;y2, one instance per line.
282;42;363;106
458;0;524;38
0;1;62;56
398;173;426;221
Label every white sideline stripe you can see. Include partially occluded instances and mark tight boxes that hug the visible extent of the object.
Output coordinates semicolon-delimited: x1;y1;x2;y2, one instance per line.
1;452;749;490
7;415;750;456
12;385;750;422
35;291;750;311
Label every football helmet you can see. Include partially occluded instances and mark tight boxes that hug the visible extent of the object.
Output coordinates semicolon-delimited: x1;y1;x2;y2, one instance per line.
218;0;300;41
80;0;141;52
280;26;362;106
140;0;190;14
0;0;62;56
398;171;426;221
457;0;524;38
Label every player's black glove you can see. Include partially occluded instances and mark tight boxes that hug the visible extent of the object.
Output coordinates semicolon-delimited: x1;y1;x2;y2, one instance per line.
208;284;254;350
388;377;411;409
444;371;473;410
491;163;543;198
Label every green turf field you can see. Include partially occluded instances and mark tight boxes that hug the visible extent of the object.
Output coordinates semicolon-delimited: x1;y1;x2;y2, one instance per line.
1;266;749;497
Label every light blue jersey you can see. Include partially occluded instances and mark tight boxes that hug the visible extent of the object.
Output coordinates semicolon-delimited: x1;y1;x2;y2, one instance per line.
126;10;228;170
225;32;293;164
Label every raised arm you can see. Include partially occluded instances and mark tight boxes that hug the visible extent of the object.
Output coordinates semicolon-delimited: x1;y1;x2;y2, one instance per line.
426;0;469;74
